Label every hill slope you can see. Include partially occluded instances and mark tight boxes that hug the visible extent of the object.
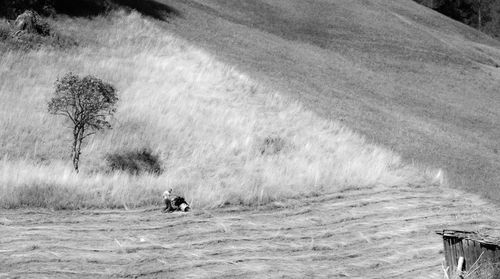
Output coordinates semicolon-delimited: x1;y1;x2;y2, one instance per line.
0;12;422;209
1;2;500;278
160;0;500;202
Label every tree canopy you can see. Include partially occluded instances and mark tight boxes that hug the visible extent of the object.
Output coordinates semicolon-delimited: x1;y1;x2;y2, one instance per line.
415;0;500;37
48;73;118;172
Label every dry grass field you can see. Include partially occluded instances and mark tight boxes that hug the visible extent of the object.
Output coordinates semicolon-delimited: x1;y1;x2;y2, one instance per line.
0;12;427;209
1;0;500;278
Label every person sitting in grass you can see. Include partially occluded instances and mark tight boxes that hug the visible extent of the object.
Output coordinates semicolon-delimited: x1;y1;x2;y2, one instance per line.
162;189;190;213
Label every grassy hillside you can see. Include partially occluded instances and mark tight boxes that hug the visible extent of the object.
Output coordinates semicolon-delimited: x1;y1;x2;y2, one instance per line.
0;11;428;209
159;0;500;202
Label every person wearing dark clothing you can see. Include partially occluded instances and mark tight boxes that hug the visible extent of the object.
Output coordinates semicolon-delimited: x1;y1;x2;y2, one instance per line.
162;189;190;213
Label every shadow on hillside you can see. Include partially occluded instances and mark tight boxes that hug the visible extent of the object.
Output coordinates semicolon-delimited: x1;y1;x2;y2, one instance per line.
57;0;180;20
0;0;180;20
112;0;180;19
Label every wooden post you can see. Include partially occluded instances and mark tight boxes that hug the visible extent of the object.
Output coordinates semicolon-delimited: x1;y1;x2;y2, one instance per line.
457;256;464;278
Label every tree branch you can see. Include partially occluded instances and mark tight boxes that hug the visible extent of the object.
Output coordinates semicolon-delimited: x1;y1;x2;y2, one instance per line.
53;112;76;124
63;110;76;124
82;132;96;140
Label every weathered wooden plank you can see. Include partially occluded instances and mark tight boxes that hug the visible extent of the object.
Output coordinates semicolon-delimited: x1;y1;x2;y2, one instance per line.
463;239;471;271
449;238;457;277
443;237;452;278
466;239;478;270
453;237;463;277
472;240;481;263
470;239;477;269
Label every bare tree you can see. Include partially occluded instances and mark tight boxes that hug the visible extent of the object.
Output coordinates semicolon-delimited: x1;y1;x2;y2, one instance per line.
48;73;118;172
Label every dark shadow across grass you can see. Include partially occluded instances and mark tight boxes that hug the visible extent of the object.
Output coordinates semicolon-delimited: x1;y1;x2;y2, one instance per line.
0;0;180;20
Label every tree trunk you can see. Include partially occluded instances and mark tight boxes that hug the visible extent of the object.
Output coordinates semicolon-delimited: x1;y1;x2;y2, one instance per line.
71;126;84;173
71;127;79;173
73;144;80;173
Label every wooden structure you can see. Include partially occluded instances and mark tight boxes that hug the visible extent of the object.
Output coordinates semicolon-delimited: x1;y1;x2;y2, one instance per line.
437;230;500;278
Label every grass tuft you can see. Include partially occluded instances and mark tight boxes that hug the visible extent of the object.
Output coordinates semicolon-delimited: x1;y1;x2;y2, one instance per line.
0;17;76;50
259;136;287;156
105;148;163;175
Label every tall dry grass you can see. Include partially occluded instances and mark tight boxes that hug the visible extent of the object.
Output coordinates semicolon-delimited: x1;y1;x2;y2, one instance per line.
0;12;434;209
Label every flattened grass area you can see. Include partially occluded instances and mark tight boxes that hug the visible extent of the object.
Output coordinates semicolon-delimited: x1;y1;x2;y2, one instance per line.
0;12;430;209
